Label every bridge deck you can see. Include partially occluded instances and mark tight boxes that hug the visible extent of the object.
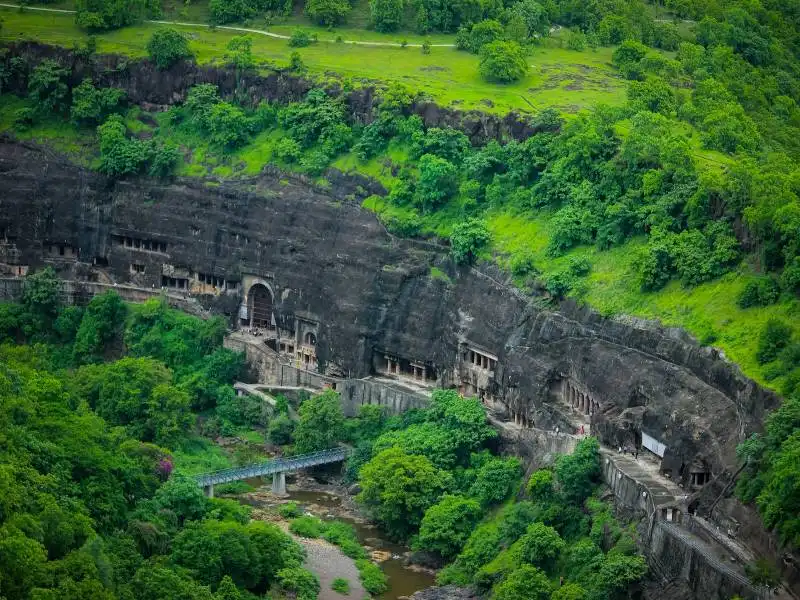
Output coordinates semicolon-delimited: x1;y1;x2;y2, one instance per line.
195;447;349;487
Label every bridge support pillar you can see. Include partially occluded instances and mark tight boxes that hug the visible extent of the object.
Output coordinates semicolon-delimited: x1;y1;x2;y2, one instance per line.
272;472;287;496
204;484;214;498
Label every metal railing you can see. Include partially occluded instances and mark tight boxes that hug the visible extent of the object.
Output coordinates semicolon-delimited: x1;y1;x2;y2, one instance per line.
195;447;350;487
657;521;768;600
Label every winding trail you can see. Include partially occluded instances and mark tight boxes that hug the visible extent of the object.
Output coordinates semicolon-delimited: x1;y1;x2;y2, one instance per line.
0;3;456;47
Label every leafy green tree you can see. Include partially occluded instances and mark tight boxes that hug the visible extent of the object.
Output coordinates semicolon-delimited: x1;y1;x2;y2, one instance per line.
208;0;251;24
492;565;551;600
269;414;296;445
511;0;549;38
208;102;251;148
627;78;676;115
757;319;793;364
71;79;125;125
215;575;242;600
469;456;521;507
131;564;215;600
479;41;528;82
73;290;128;364
517;522;565;571
416;494;483;559
21;267;62;336
737;277;780;308
97;115;148;176
276;567;320;600
526;469;554;502
552;583;587;600
369;0;403;32
438;521;503;584
591;553;648;599
305;0;350;26
147;28;193;69
27;59;69;116
555;437;600;505
225;36;254;70
612;40;648;80
293;389;345;453
76;0;147;29
415;154;458;212
0;525;48;598
450;218;491;265
466;20;505;54
357;447;453;540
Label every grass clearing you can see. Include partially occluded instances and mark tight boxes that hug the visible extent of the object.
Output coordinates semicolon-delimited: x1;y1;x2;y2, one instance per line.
0;8;626;115
172;435;233;474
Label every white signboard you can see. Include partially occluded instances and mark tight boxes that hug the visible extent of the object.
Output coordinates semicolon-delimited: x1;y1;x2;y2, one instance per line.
642;432;667;458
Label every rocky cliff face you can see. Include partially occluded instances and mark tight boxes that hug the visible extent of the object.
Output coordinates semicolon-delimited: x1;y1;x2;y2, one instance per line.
1;42;541;145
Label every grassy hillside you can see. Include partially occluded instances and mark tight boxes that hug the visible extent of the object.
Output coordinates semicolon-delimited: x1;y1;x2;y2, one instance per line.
0;8;626;115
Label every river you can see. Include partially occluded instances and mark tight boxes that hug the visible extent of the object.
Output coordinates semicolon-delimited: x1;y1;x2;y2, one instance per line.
240;476;436;600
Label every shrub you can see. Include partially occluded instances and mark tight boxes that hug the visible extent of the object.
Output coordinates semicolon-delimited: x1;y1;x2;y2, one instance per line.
97;115;147;176
279;501;301;518
612;40;648;80
277;567;320;600
756;319;793;365
416;495;483;559
147;28;193;69
332;578;350;594
466;20;505;54
268;413;295;444
355;559;388;595
207;102;251;148
737;277;780;308
289;515;325;538
289;29;315;47
27;59;69;116
421;39;432;54
566;30;587;51
479;41;528;83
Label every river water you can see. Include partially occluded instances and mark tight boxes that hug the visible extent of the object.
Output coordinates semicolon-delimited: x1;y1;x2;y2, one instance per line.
242;480;436;600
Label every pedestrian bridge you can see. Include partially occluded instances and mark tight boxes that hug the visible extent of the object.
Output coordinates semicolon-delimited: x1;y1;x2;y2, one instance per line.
195;447;350;497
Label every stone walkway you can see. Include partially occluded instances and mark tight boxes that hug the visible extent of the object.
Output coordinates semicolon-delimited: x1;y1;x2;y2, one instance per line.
602;449;687;508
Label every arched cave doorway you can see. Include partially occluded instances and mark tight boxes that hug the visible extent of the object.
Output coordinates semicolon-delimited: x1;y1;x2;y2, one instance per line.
248;283;273;328
304;332;317;346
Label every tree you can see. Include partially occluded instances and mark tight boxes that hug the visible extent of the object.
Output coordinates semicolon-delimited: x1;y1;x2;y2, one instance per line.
469;457;521;507
27;59;69;116
592;553;648;599
369;0;403;32
415;154;458;212
492;565;551;600
357;447;453;540
526;469;555;502
21;267;62;335
225;36;254;70
269;414;296;446
416;494;483;559
147;28;193;69
209;0;250;23
76;0;147;29
450;218;491;265
71;79;125;125
552;583;587;600
293;390;345;453
517;522;565;571
73;290;128;364
466;20;505;54
305;0;350;26
511;0;549;38
612;40;648;80
208;102;251;148
276;567;320;600
555;437;600;504
97;115;148;176
757;319;792;364
479;41;528;83
215;575;242;600
627;78;676;115
0;525;48;598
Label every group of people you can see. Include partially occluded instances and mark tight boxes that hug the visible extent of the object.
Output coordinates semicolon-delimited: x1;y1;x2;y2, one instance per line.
618;445;639;459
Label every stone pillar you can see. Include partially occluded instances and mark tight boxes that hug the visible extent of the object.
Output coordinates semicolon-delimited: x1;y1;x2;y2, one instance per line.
386;356;392;373
272;472;287;496
205;484;214;499
584;395;590;415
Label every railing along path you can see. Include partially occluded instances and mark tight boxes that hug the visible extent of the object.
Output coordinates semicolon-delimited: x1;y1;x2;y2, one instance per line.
195;447;349;488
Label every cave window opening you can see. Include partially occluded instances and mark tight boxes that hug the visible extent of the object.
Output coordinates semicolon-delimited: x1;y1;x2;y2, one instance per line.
247;283;273;328
131;263;145;274
305;332;317;346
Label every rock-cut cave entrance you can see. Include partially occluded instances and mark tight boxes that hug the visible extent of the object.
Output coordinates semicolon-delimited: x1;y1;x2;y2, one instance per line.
247;283;273;328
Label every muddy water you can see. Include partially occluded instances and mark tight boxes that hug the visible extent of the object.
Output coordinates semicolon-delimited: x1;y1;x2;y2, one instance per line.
243;480;436;600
